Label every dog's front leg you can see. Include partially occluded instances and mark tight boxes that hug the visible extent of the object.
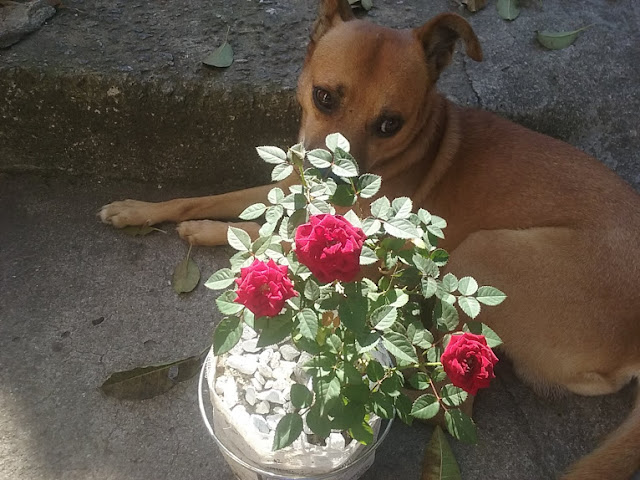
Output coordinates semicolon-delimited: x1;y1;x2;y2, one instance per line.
100;176;297;229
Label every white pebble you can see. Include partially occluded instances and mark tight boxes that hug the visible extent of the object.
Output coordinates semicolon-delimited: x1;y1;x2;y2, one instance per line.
273;406;285;415
273;361;296;380
242;339;260;353
222;378;239;408
251;378;263;391
226;354;258;375
269;351;282;369
264;380;274;390
251;414;270;434
245;386;257;406
214;375;229;395
279;344;301;361
258;363;274;379
231;405;250;425
271;378;290;392
254;371;266;385
241;325;257;340
255;400;270;414
259;349;273;364
256;389;286;405
266;414;284;430
328;432;346;450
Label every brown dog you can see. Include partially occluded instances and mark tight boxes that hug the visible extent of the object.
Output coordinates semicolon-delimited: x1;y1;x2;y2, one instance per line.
101;1;640;478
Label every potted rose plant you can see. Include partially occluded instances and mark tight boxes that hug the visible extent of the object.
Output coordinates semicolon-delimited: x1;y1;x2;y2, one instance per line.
200;133;505;479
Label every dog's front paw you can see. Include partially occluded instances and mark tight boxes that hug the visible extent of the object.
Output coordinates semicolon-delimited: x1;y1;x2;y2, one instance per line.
99;200;158;228
177;220;229;246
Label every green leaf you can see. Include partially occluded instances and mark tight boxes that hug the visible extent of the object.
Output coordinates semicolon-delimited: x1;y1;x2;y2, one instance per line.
286;208;309;239
475;286;507;306
422;277;438;298
445;410;477;444
407;322;434;349
307;148;333;168
358;174;382;198
268;187;285;204
408;372;430;391
338;287;368;333
202;41;234;68
362;218;381;236
272;163;294;182
434;301;459;332
384;218;420;239
290;384;313;408
360;245;378;266
430;215;447;229
343;384;370;404
395;393;414;425
496;0;519;21
227;226;252;252
366;360;385;382
172;256;200;293
303;280;320;301
325;132;350;152
297;308;319;340
331;155;358;178
238;203;266;220
356;332;380;353
421;426;462;480
343;210;363;229
417;208;432;225
256;146;287;165
216;290;244;315
308;199;332;215
427;225;445;239
370;305;397;331
306;405;331;438
431;249;449;266
392;197;413;219
441;273;458;293
256;314;293;347
204;268;236;290
349;421;374;445
462;321;503;348
458;296;481;319
273;413;303;450
213;316;243;355
441;385;468;408
385;289;409;308
536;26;591;50
100;349;207;400
265;205;284;225
410;394;440;420
371;391;395;419
457;277;478;296
330;184;357;207
370;197;391;219
315;376;341;416
382;331;418;364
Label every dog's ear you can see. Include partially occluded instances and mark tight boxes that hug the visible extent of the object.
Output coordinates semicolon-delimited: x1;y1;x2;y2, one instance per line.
307;0;354;56
414;13;483;81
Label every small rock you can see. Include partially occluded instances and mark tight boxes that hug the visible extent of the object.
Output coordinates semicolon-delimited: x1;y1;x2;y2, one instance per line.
256;389;286;405
222;378;239;407
273;406;286;415
242;339;260;353
255;400;270;414
0;0;56;49
269;351;282;369
272;361;296;380
254;372;266;385
231;405;250;425
214;375;229;395
241;325;257;340
258;349;273;364
251;414;270;434
257;363;273;379
279;344;301;361
251;378;263;391
245;386;257;406
264;380;274;390
327;432;346;450
226;354;258;375
271;378;290;392
266;414;285;430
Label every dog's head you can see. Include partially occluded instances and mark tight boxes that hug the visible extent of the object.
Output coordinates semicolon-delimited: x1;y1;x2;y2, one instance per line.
297;0;482;172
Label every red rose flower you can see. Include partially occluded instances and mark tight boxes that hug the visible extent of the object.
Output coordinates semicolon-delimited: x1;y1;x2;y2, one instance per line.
294;214;367;284
234;259;297;317
440;332;498;396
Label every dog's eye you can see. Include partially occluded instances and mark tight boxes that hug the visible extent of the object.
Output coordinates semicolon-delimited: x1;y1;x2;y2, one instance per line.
313;87;336;114
376;116;403;137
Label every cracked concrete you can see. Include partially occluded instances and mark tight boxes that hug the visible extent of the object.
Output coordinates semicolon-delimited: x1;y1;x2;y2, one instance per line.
1;0;639;479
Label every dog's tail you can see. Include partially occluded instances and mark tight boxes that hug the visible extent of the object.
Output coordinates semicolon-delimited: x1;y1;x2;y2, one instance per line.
563;382;640;480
